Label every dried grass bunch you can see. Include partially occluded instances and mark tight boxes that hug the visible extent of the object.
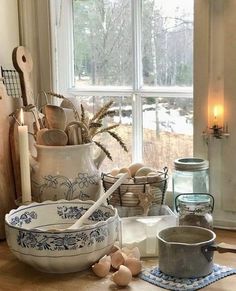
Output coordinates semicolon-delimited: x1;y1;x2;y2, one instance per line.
46;92;128;160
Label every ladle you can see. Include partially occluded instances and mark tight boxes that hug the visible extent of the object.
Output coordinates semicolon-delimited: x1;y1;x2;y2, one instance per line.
34;173;128;232
45;104;67;130
36;128;68;146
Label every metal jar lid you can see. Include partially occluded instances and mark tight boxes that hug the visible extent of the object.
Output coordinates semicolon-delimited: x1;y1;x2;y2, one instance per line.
174;157;209;171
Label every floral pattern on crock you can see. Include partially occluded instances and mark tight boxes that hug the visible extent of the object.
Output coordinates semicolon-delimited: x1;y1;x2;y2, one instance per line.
16;225;111;251
32;172;100;200
10;211;37;227
57;206;112;221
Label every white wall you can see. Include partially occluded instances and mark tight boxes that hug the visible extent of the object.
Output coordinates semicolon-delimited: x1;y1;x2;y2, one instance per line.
195;0;236;228
0;0;19;68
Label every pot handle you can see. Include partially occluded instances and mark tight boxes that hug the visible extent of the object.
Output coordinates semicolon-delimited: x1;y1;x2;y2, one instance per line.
202;242;236;262
208;242;236;253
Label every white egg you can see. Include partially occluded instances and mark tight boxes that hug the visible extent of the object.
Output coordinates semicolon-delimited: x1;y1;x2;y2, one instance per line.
135;166;155;177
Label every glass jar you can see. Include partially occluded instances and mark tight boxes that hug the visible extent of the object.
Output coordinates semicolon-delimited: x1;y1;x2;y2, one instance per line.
175;193;214;229
172;157;209;209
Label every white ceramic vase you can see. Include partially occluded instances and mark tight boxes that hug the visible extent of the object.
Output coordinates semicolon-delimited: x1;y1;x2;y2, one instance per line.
31;143;106;202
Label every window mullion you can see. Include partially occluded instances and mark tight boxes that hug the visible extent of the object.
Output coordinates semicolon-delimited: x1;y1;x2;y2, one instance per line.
132;0;143;162
52;0;74;94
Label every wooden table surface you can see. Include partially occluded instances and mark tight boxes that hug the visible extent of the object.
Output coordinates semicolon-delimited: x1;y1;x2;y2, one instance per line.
0;228;236;291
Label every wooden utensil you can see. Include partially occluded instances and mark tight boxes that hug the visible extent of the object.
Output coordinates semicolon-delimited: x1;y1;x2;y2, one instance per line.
36;128;49;145
66;123;82;145
37;129;68;146
45;104;66;130
12;46;34;106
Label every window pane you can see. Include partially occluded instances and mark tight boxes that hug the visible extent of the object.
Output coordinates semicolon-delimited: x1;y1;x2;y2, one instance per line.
75;95;132;172
73;0;132;87
142;0;193;86
142;96;193;174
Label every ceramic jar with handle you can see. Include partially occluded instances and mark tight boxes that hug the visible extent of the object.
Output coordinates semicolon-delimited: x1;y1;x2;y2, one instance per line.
31;142;106;202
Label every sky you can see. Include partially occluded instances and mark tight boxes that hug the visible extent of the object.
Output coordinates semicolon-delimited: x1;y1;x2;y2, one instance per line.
156;0;193;18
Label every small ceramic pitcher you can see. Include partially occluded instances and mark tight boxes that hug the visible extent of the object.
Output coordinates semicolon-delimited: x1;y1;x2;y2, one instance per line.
31;143;106;202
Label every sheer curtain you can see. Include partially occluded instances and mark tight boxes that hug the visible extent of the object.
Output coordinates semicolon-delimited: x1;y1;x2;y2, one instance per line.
17;0;53;106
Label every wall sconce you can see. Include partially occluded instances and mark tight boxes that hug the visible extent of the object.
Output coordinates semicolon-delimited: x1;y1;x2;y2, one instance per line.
202;105;230;140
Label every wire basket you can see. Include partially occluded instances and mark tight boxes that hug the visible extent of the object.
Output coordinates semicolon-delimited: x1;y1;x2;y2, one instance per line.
102;167;168;216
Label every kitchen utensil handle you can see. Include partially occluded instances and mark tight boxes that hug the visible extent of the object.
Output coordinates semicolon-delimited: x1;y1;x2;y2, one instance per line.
210;242;236;253
68;173;129;229
202;242;236;262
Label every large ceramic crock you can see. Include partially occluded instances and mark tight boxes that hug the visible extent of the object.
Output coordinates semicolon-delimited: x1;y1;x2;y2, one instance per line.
31;143;106;202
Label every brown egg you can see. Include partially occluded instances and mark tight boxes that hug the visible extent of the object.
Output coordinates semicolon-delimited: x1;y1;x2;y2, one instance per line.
92;261;110;278
107;245;120;256
124;257;142;276
110;168;120;176
119;167;131;178
128;162;144;177
99;255;111;267
121;246;141;260
112;265;132;287
111;250;127;269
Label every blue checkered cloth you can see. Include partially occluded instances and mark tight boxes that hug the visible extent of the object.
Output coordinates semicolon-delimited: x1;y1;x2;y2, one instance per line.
140;264;236;290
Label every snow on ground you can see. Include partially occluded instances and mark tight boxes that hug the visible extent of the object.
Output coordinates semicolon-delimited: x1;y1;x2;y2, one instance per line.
114;104;193;135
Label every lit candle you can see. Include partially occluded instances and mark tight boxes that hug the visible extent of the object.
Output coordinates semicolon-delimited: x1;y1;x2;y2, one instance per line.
213;105;223;127
213;106;219;125
18;108;31;203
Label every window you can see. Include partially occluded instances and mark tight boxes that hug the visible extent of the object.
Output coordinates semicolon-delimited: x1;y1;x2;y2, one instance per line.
52;0;194;175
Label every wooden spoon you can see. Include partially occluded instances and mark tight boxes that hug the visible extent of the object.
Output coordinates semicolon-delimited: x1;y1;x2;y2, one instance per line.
37;129;68;146
36;128;48;145
45;105;66;130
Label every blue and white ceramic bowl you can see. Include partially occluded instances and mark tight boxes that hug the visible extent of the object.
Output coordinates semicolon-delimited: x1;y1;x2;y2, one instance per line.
5;199;119;273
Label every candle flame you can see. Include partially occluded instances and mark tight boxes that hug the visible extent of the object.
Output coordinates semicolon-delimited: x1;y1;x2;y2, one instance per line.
213;105;223;118
213;106;219;119
20;108;24;126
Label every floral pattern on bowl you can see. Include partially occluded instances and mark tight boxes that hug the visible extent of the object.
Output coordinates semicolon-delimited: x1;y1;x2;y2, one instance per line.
10;211;37;227
57;206;111;221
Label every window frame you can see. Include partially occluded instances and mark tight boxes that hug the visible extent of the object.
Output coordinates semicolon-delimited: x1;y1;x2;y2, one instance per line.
50;0;195;162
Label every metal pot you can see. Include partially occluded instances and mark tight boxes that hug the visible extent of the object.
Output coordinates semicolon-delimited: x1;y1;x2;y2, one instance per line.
157;226;236;278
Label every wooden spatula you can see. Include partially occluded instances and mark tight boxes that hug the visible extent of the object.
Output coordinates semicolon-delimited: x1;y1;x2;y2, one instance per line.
12;46;34;106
